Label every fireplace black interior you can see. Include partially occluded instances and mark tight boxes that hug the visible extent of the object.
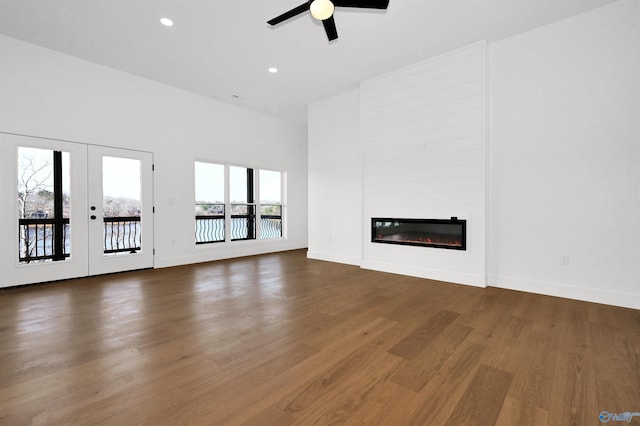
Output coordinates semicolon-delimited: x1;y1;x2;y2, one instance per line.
371;217;466;250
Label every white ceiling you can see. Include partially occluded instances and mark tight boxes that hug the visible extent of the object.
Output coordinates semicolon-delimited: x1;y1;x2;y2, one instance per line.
0;0;617;124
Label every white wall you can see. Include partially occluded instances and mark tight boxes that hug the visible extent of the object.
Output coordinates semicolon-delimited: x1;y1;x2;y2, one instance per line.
360;43;487;287
307;89;362;265
308;1;639;309
0;35;308;272
488;0;640;309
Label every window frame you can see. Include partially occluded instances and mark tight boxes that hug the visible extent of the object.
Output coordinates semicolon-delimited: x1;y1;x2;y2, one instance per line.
194;160;285;245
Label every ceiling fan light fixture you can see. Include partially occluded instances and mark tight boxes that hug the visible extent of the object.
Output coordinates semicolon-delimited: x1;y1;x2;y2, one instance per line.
267;0;389;41
160;17;174;27
310;0;334;21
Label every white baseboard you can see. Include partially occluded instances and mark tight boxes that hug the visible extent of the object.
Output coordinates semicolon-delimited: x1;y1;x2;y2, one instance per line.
155;241;307;269
489;274;640;310
306;250;362;266
361;259;486;288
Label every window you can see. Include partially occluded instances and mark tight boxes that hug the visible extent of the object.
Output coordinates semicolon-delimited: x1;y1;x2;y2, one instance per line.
195;162;284;244
259;169;283;239
230;165;255;241
195;162;225;243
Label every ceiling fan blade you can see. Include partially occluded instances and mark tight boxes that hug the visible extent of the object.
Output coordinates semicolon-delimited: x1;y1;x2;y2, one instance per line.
332;0;389;9
322;16;338;41
267;2;310;26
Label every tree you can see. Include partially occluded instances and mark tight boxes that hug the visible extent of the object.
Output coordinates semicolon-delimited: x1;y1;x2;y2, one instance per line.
18;154;52;219
17;152;53;262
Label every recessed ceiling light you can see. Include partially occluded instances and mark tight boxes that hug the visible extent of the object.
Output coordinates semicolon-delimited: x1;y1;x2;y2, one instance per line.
160;17;174;27
268;67;278;73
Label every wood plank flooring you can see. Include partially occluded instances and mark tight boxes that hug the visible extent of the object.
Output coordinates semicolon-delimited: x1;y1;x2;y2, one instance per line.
0;249;638;425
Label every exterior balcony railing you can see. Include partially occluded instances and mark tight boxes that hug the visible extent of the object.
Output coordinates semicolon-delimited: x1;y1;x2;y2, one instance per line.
18;216;142;263
195;213;225;244
18;208;281;262
18;218;70;263
103;216;141;254
260;215;283;239
195;204;282;244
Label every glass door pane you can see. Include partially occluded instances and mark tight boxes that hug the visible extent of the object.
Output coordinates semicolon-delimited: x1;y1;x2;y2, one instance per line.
102;156;142;255
17;147;71;263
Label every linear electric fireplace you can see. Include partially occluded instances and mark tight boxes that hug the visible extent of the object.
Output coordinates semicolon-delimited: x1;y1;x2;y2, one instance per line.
371;217;466;250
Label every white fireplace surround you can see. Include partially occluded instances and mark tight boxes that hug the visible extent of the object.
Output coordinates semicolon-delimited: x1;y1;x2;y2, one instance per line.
360;42;487;288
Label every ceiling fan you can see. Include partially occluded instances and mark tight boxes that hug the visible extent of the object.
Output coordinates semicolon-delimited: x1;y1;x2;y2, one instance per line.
267;0;390;42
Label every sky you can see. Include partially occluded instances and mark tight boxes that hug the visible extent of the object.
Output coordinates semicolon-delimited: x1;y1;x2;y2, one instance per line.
102;156;141;199
18;147;141;200
18;148;281;204
195;162;281;204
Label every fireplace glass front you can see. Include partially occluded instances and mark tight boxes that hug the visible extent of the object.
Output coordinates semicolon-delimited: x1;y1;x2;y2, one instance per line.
371;217;466;250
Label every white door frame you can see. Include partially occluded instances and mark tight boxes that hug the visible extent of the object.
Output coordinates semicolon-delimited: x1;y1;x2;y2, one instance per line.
0;133;89;287
0;133;154;288
87;145;154;276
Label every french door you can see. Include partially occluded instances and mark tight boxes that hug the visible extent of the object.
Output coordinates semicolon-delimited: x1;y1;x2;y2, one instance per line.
87;145;153;275
0;133;154;288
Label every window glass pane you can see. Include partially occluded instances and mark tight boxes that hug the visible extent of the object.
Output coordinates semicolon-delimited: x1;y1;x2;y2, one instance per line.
18;147;54;219
231;204;250;215
103;156;141;217
260;205;282;216
195;162;224;204
230;166;252;203
230;166;255;240
259;169;281;204
62;153;70;219
259;169;282;240
195;162;225;243
102;156;141;255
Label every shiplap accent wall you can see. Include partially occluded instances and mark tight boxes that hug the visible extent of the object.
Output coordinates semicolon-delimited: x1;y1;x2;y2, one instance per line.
360;42;487;287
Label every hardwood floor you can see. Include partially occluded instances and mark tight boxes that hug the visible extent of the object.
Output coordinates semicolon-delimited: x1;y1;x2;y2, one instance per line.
1;249;638;425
